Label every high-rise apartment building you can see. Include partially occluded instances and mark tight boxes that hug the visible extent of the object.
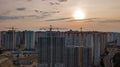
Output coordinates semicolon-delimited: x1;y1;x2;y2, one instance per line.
1;30;16;50
24;31;35;50
36;31;65;67
36;31;93;67
0;31;1;47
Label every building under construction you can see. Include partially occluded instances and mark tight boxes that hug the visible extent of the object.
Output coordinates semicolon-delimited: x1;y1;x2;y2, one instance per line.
36;31;92;67
0;30;120;67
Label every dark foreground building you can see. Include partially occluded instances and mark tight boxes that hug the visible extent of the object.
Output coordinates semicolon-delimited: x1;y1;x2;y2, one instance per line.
36;31;92;67
36;31;66;67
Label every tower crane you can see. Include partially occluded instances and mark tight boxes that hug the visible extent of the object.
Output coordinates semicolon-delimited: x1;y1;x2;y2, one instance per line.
39;25;68;67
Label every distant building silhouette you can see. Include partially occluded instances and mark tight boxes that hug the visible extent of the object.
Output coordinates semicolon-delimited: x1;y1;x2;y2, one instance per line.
16;31;24;49
0;32;1;47
24;31;35;50
1;30;16;50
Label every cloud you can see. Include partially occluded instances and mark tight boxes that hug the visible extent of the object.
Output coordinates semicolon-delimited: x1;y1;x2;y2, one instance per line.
0;11;11;15
49;2;60;5
0;16;25;20
42;11;60;14
66;18;120;23
58;0;67;2
67;18;97;22
16;7;26;11
41;0;46;1
96;19;120;23
35;10;40;13
34;10;60;14
46;17;72;22
0;10;57;20
27;0;32;2
0;14;51;20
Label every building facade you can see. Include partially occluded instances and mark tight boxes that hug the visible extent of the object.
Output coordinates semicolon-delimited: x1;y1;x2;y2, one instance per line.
24;31;35;50
1;30;16;50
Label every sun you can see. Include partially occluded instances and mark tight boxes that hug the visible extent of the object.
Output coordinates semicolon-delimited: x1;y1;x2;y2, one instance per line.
73;9;85;20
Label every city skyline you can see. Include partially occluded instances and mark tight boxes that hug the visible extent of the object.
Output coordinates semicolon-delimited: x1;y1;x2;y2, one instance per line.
0;0;120;32
0;30;120;67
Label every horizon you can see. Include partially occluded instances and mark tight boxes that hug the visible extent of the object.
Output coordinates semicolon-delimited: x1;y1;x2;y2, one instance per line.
1;29;120;33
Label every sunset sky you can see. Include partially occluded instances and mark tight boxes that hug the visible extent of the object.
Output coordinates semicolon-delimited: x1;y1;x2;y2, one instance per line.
0;0;120;32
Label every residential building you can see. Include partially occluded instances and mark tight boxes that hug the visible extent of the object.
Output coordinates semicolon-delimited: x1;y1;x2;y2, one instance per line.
24;31;35;50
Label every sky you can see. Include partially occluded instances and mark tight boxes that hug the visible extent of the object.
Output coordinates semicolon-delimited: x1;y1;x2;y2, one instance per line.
0;0;120;32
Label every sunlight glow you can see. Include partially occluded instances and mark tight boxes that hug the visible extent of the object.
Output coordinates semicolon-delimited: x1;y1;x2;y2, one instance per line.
73;9;85;20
